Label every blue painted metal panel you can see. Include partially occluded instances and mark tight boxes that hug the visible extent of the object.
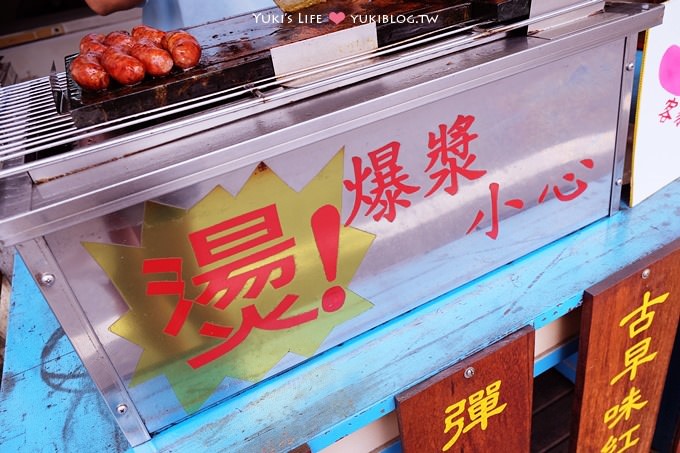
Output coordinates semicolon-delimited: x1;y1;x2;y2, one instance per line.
555;352;579;384
307;397;396;452
380;440;403;453
533;339;579;377
0;257;128;452
1;179;679;452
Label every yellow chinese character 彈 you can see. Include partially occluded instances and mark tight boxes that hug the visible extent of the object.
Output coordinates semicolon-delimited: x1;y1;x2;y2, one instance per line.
442;399;466;452
610;337;658;385
603;387;648;429
465;380;508;432
441;380;507;451
619;291;669;338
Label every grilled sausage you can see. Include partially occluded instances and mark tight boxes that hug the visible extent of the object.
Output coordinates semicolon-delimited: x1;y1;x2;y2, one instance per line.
162;30;201;70
130;39;174;77
80;33;108;54
70;52;110;91
103;31;134;52
131;25;166;47
100;46;145;86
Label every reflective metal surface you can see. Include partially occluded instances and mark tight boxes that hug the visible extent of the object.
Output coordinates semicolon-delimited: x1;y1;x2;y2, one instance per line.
15;238;150;446
42;33;639;436
0;1;664;446
0;2;664;248
0;17;493;181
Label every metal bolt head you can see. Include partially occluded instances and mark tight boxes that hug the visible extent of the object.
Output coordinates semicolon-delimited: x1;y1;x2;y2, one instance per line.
37;273;56;287
615;178;623;186
464;367;475;379
641;268;651;279
116;404;128;415
626;62;635;72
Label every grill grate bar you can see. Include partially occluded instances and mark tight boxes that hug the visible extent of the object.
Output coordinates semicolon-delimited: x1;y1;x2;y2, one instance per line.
0;124;77;159
0;19;497;177
0;82;53;109
0;102;61;128
2;115;74;140
0;95;55;118
0;75;76;162
0;18;490;174
1;125;80;160
0;77;50;95
0;92;52;113
0;1;603;179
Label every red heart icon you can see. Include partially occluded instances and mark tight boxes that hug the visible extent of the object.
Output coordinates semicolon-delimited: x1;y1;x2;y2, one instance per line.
659;44;680;96
329;11;346;24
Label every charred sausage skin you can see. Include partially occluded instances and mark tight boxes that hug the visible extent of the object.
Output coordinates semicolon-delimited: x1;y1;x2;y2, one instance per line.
130;39;174;77
131;25;166;47
80;33;108;54
103;31;135;52
162;30;201;70
100;46;146;86
70;52;110;91
71;27;201;90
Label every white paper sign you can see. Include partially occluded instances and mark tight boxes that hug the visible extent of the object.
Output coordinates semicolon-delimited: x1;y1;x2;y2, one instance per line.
630;0;680;206
271;22;377;86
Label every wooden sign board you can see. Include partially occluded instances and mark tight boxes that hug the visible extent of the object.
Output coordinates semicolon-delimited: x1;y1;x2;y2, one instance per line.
396;327;534;453
571;238;680;452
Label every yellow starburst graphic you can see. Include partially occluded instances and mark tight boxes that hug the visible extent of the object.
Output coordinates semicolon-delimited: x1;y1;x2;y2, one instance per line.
83;150;374;413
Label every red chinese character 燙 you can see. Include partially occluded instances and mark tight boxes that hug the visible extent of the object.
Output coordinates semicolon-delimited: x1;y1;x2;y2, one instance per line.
189;204;296;309
344;141;420;225
538;159;594;203
142;204;342;369
187;293;319;369
424;114;487;197
466;182;524;240
144;257;200;336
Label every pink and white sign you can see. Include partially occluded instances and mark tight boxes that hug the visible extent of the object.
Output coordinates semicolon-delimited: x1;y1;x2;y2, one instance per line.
631;0;680;206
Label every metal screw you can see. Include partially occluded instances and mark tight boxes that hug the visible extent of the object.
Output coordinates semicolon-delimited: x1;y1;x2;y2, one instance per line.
626;62;635;72
464;367;475;379
641;269;651;279
116;404;128;415
615;178;623;186
37;273;56;287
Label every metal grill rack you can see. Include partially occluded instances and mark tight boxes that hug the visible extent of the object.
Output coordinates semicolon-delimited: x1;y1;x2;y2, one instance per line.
0;14;536;183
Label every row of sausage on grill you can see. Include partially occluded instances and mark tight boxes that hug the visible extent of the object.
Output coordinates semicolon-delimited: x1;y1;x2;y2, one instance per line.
70;25;202;91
